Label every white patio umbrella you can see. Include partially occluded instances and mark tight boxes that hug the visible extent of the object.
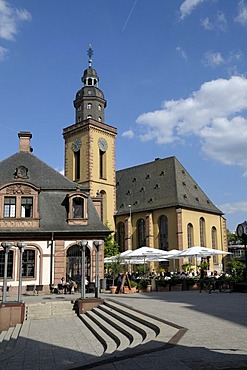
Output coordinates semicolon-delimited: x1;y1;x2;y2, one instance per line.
177;246;231;272
126;246;170;259
104;249;133;263
126;247;169;274
163;249;181;271
178;246;231;258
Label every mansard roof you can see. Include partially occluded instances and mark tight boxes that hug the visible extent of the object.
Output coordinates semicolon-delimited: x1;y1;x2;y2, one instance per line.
116;156;223;216
0;151;110;238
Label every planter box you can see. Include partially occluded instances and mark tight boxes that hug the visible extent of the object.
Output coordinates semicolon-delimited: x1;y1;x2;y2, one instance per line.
157;285;169;292
0;302;25;331
75;298;103;314
170;284;182;291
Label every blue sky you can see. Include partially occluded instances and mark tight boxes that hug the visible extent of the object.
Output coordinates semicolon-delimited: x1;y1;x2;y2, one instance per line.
1;0;247;232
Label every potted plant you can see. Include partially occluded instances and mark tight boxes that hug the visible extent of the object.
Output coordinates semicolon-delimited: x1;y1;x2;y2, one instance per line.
187;277;199;290
130;280;138;293
108;255;124;293
155;277;169;292
169;277;182;291
138;279;151;293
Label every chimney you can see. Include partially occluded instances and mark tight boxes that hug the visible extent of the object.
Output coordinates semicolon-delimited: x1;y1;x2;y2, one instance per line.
18;131;33;152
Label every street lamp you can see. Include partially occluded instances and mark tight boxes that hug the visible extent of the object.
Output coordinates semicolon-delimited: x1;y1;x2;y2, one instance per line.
129;204;132;250
93;241;102;298
17;242;26;302
78;240;88;300
1;242;14;303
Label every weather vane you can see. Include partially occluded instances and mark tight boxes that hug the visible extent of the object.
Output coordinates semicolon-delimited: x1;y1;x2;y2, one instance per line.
87;44;93;67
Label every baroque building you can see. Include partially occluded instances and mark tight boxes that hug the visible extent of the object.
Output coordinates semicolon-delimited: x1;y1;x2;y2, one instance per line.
0;132;110;295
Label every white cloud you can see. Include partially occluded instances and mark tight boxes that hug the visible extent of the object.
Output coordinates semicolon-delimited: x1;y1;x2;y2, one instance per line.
203;51;225;67
176;46;188;60
0;45;7;60
122;130;134;139
0;0;31;41
136;76;247;174
235;0;247;26
179;0;205;20
219;201;247;214
201;17;213;30
201;11;227;31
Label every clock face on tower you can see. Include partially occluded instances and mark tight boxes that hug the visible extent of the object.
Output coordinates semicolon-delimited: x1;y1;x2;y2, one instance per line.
72;138;82;152
98;137;108;152
237;224;244;237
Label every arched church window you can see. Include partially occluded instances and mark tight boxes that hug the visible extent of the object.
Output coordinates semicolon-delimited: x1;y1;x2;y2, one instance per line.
200;217;206;247
187;223;193;248
116;222;125;252
158;215;168;250
212;226;217;263
137;218;146;248
87;103;92;109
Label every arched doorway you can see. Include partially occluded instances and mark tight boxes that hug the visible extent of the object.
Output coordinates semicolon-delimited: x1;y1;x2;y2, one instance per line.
66;244;91;288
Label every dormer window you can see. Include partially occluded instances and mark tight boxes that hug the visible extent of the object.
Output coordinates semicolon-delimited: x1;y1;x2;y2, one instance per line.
87;115;92;119
0;183;40;228
67;192;88;225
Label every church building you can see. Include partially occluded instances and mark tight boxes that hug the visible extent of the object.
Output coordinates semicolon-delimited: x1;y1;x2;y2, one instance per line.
63;46;227;272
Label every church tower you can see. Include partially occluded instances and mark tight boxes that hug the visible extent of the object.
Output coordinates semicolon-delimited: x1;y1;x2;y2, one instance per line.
63;46;117;227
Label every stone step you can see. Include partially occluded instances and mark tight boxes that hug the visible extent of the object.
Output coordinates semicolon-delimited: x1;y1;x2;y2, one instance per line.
99;301;157;345
103;299;179;349
86;309;130;351
94;305;143;348
0;324;22;354
103;299;161;335
79;312;118;355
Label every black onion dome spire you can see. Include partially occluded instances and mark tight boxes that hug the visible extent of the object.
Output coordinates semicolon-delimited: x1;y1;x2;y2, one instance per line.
74;45;106;124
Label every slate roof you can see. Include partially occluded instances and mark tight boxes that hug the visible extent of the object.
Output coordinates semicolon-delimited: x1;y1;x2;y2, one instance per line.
0;151;110;237
116;156;223;216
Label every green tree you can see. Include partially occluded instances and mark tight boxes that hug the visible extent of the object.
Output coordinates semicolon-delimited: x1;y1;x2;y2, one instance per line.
227;229;239;245
103;222;123;285
103;222;119;257
227;259;244;279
